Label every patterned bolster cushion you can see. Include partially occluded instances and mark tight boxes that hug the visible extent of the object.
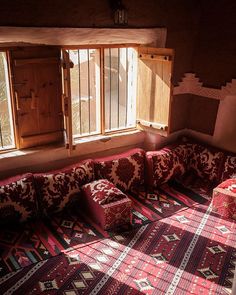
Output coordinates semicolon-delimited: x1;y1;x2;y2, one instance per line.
94;148;145;192
81;179;132;230
0;173;37;224
220;155;236;182
146;144;188;188
187;143;225;183
35;159;94;216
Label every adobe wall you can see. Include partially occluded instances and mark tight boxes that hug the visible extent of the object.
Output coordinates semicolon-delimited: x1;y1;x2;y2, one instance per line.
0;0;235;156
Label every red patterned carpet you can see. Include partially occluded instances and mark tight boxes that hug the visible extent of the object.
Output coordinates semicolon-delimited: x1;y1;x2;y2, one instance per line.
0;181;202;276
0;203;235;294
0;180;235;294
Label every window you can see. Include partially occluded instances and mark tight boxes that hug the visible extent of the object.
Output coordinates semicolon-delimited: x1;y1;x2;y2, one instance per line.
0;52;15;151
63;46;137;140
62;46;174;152
0;45;173;153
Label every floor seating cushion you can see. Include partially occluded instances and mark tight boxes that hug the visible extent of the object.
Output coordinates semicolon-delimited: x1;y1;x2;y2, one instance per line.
146;140;234;189
94;148;145;192
221;154;236;181
81;179;132;230
145;143;189;188
35;159;94;216
187;143;224;183
0;173;37;224
212;178;236;219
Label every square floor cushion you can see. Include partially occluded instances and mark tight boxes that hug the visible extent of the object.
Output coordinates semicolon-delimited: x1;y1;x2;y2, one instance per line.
81;179;132;230
212;178;236;219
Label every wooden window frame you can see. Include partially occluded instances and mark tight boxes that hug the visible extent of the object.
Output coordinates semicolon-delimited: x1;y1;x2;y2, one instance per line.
62;45;174;152
0;44;174;154
62;45;139;147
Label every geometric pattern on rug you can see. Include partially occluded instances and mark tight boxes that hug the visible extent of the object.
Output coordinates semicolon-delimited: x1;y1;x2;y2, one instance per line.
0;204;235;294
0;181;210;277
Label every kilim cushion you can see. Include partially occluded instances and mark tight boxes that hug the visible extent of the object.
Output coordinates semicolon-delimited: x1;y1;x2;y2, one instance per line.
212;178;236;220
94;148;145;192
146;144;187;188
35;159;94;216
0;173;37;224
187;143;224;183
82;179;127;205
81;179;132;230
221;155;236;182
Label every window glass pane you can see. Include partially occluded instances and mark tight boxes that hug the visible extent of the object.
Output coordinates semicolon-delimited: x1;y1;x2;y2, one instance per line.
0;52;15;150
69;49;100;137
104;47;137;132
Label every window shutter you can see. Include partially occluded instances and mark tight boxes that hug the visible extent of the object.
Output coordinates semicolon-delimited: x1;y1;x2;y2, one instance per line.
9;47;63;149
136;47;174;134
62;50;74;155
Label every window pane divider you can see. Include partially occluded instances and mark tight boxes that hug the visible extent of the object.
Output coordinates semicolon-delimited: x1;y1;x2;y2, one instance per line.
87;49;91;134
117;48;120;129
78;50;82;135
109;48;112;131
125;47;128;127
100;48;105;134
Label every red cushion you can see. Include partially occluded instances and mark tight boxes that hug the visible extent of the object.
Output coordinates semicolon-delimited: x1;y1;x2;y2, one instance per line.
146;144;188;187
94;148;145;192
217;178;236;194
82;179;127;205
35;159;94;216
221;155;236;182
0;173;37;224
187;143;224;183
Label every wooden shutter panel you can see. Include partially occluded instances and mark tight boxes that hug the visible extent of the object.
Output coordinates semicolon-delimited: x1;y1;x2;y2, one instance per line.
136;47;174;134
10;46;64;149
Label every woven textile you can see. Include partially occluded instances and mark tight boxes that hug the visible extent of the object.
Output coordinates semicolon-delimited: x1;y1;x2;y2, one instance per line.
1;204;235;294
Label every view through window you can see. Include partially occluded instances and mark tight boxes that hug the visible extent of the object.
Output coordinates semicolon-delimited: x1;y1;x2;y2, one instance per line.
68;47;137;138
0;52;15;150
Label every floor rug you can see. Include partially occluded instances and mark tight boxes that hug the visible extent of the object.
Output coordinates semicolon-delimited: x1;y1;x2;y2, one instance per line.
0;181;208;276
0;204;235;294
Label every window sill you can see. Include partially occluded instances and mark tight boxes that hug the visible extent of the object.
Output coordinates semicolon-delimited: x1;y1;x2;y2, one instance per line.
0;129;145;178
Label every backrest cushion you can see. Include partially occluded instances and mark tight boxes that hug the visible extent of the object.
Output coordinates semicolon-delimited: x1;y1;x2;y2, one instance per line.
187;143;224;183
35;159;94;216
221;155;236;182
94;148;145;192
0;173;37;224
146;144;187;187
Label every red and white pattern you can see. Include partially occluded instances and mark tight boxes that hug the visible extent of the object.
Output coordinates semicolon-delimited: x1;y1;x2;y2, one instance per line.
82;180;132;230
1;204;235;294
146;144;188;188
146;141;230;189
0;173;37;224
221;155;236;181
173;73;236;100
82;179;127;205
212;178;236;220
188;143;224;183
95;148;145;192
35;160;94;216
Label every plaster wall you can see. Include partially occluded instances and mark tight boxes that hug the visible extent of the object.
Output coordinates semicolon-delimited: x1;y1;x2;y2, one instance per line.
183;1;236;152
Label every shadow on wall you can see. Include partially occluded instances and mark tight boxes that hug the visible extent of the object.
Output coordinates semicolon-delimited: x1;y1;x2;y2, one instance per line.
214;95;236;152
